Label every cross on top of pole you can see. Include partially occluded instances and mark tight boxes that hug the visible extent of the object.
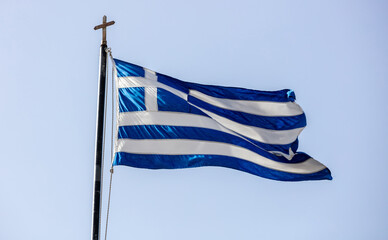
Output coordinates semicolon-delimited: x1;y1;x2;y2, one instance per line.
94;15;115;45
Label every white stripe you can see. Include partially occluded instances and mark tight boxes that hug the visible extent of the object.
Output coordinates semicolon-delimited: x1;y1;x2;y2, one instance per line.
144;87;158;111
144;68;158;81
269;147;295;160
118;111;302;145
118;76;187;100
194;107;303;145
143;70;158;111
116;139;326;174
118;111;239;136
189;90;304;117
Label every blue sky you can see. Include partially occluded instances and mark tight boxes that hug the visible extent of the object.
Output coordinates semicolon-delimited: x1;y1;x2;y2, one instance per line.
1;0;387;239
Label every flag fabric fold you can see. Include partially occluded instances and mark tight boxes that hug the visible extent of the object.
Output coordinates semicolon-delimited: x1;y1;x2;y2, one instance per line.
112;58;332;181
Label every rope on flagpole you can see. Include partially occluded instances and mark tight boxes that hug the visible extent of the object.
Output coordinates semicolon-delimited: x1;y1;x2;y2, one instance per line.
104;47;116;240
104;168;114;240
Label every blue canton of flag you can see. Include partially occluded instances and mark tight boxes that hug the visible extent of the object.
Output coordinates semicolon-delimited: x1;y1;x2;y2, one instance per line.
112;59;332;181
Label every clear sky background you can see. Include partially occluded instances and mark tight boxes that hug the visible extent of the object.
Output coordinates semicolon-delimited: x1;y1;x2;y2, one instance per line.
1;0;387;239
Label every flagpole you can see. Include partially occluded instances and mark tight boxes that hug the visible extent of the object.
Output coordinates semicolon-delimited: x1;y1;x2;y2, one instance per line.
92;16;115;240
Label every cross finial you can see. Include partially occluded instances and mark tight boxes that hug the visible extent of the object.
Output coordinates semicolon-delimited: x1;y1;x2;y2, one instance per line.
94;15;115;44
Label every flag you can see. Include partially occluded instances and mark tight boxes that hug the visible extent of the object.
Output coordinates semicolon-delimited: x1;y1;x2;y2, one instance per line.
112;59;332;181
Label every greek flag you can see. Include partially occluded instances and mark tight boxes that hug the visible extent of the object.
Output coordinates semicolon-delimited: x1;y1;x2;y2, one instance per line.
112;59;332;181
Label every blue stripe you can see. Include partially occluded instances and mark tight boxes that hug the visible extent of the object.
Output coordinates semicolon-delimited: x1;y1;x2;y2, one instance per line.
248;138;299;156
119;88;146;112
189;95;306;130
113;152;332;181
118;125;307;163
185;82;295;102
157;73;189;94
157;72;295;102
114;59;145;77
157;88;206;116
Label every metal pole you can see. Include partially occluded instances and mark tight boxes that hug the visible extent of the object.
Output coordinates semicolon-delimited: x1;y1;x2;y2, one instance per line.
91;42;107;240
92;16;115;240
